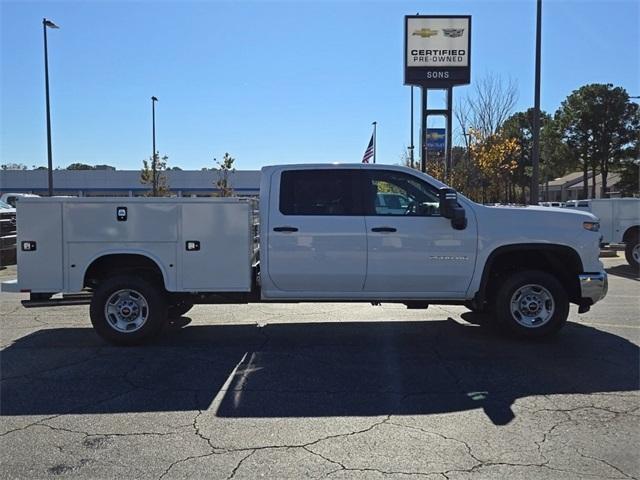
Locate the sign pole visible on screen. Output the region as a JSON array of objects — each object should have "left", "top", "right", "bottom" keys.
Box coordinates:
[
  {"left": 420, "top": 87, "right": 427, "bottom": 173},
  {"left": 409, "top": 86, "right": 414, "bottom": 169},
  {"left": 446, "top": 87, "right": 453, "bottom": 181}
]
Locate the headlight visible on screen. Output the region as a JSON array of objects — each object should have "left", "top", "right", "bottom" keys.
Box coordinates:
[{"left": 583, "top": 221, "right": 600, "bottom": 232}]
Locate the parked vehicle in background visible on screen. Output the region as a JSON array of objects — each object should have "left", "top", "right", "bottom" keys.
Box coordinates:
[
  {"left": 2, "top": 164, "right": 607, "bottom": 345},
  {"left": 375, "top": 192, "right": 411, "bottom": 215},
  {"left": 0, "top": 200, "right": 17, "bottom": 267},
  {"left": 570, "top": 198, "right": 640, "bottom": 269},
  {"left": 539, "top": 201, "right": 566, "bottom": 208},
  {"left": 564, "top": 200, "right": 591, "bottom": 211},
  {"left": 0, "top": 193, "right": 40, "bottom": 208}
]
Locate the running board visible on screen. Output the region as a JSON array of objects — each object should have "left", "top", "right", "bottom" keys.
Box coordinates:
[{"left": 22, "top": 293, "right": 92, "bottom": 308}]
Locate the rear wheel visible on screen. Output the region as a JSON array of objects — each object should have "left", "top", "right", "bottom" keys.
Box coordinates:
[
  {"left": 624, "top": 235, "right": 639, "bottom": 270},
  {"left": 494, "top": 270, "right": 569, "bottom": 338},
  {"left": 90, "top": 275, "right": 167, "bottom": 345}
]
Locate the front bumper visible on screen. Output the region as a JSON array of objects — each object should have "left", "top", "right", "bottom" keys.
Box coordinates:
[
  {"left": 1, "top": 279, "right": 20, "bottom": 293},
  {"left": 578, "top": 271, "right": 608, "bottom": 305}
]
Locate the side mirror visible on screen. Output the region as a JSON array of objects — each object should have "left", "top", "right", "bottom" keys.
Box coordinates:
[
  {"left": 438, "top": 188, "right": 458, "bottom": 219},
  {"left": 439, "top": 187, "right": 467, "bottom": 230}
]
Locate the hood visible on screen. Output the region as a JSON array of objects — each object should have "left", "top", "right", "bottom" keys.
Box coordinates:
[{"left": 483, "top": 204, "right": 597, "bottom": 221}]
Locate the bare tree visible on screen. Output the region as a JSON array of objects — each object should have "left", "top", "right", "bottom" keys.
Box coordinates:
[
  {"left": 140, "top": 154, "right": 170, "bottom": 197},
  {"left": 454, "top": 99, "right": 473, "bottom": 151},
  {"left": 457, "top": 73, "right": 519, "bottom": 139},
  {"left": 214, "top": 153, "right": 236, "bottom": 197}
]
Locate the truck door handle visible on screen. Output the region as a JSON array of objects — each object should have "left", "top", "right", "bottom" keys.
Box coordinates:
[
  {"left": 273, "top": 226, "right": 298, "bottom": 232},
  {"left": 371, "top": 227, "right": 397, "bottom": 233}
]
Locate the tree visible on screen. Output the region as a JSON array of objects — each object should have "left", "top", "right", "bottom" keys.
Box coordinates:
[
  {"left": 1, "top": 163, "right": 27, "bottom": 170},
  {"left": 452, "top": 73, "right": 519, "bottom": 203},
  {"left": 468, "top": 129, "right": 521, "bottom": 203},
  {"left": 616, "top": 158, "right": 639, "bottom": 197},
  {"left": 67, "top": 163, "right": 94, "bottom": 170},
  {"left": 456, "top": 73, "right": 518, "bottom": 140},
  {"left": 214, "top": 153, "right": 236, "bottom": 197},
  {"left": 140, "top": 154, "right": 170, "bottom": 197},
  {"left": 555, "top": 84, "right": 640, "bottom": 198},
  {"left": 502, "top": 109, "right": 575, "bottom": 202}
]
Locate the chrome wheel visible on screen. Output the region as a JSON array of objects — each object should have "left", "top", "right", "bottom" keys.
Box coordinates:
[
  {"left": 633, "top": 244, "right": 640, "bottom": 263},
  {"left": 509, "top": 284, "right": 555, "bottom": 328},
  {"left": 104, "top": 289, "right": 149, "bottom": 333}
]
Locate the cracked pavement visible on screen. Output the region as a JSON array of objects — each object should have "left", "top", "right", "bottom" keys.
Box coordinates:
[{"left": 1, "top": 256, "right": 638, "bottom": 479}]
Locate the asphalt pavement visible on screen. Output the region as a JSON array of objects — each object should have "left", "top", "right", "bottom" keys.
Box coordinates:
[{"left": 1, "top": 257, "right": 638, "bottom": 479}]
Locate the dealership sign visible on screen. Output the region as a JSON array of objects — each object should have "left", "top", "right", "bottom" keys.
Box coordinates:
[
  {"left": 426, "top": 128, "right": 446, "bottom": 155},
  {"left": 404, "top": 15, "right": 471, "bottom": 87}
]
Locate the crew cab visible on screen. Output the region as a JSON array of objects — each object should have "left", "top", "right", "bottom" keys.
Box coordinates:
[{"left": 1, "top": 164, "right": 608, "bottom": 344}]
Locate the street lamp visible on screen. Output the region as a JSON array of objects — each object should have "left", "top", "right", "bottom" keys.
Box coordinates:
[
  {"left": 151, "top": 96, "right": 158, "bottom": 197},
  {"left": 43, "top": 18, "right": 59, "bottom": 197},
  {"left": 530, "top": 0, "right": 542, "bottom": 205}
]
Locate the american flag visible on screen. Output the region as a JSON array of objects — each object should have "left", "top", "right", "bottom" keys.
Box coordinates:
[{"left": 362, "top": 134, "right": 374, "bottom": 163}]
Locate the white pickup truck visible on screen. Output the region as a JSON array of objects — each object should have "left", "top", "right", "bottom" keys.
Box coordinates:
[
  {"left": 1, "top": 164, "right": 608, "bottom": 344},
  {"left": 566, "top": 198, "right": 639, "bottom": 269}
]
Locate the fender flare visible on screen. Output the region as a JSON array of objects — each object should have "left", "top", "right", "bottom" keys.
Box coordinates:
[{"left": 473, "top": 243, "right": 584, "bottom": 306}]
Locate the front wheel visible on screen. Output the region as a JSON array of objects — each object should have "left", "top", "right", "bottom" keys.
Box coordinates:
[
  {"left": 494, "top": 270, "right": 569, "bottom": 338},
  {"left": 625, "top": 236, "right": 639, "bottom": 270},
  {"left": 90, "top": 275, "right": 167, "bottom": 345}
]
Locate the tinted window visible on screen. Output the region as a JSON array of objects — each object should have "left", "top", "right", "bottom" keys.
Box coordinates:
[
  {"left": 365, "top": 171, "right": 440, "bottom": 216},
  {"left": 279, "top": 169, "right": 360, "bottom": 215}
]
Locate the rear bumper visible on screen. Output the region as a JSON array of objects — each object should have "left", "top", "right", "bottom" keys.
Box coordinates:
[{"left": 578, "top": 271, "right": 608, "bottom": 306}]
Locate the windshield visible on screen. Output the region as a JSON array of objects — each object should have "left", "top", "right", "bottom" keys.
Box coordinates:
[{"left": 0, "top": 200, "right": 14, "bottom": 209}]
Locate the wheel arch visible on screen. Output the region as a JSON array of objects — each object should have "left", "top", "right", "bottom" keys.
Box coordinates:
[
  {"left": 622, "top": 225, "right": 639, "bottom": 243},
  {"left": 82, "top": 251, "right": 171, "bottom": 291},
  {"left": 474, "top": 243, "right": 584, "bottom": 307}
]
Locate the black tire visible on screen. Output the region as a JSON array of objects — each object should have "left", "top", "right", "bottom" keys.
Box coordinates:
[
  {"left": 168, "top": 300, "right": 194, "bottom": 319},
  {"left": 624, "top": 236, "right": 639, "bottom": 270},
  {"left": 464, "top": 301, "right": 484, "bottom": 313},
  {"left": 494, "top": 270, "right": 569, "bottom": 338},
  {"left": 90, "top": 275, "right": 167, "bottom": 346}
]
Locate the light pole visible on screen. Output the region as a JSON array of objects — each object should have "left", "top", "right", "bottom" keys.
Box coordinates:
[
  {"left": 151, "top": 96, "right": 158, "bottom": 197},
  {"left": 530, "top": 0, "right": 542, "bottom": 205},
  {"left": 43, "top": 18, "right": 59, "bottom": 197}
]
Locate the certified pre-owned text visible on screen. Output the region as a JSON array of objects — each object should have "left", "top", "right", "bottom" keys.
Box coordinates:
[{"left": 411, "top": 49, "right": 466, "bottom": 63}]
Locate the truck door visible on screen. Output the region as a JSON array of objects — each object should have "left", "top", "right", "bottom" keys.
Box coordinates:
[
  {"left": 267, "top": 169, "right": 366, "bottom": 292},
  {"left": 362, "top": 169, "right": 477, "bottom": 296}
]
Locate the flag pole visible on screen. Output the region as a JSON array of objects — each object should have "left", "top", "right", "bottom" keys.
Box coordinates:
[{"left": 372, "top": 121, "right": 377, "bottom": 164}]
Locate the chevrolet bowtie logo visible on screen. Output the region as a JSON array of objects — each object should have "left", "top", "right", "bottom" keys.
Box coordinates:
[{"left": 412, "top": 28, "right": 438, "bottom": 38}]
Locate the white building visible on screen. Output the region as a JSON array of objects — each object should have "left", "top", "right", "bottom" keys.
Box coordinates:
[{"left": 541, "top": 171, "right": 622, "bottom": 202}]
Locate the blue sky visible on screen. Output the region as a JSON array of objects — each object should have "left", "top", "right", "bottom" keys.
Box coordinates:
[{"left": 1, "top": 0, "right": 638, "bottom": 171}]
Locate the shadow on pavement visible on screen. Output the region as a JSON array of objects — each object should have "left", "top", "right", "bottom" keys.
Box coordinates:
[
  {"left": 1, "top": 319, "right": 638, "bottom": 425},
  {"left": 606, "top": 263, "right": 639, "bottom": 281}
]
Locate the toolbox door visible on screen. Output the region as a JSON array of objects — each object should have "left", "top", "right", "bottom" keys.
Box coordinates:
[
  {"left": 17, "top": 202, "right": 64, "bottom": 292},
  {"left": 180, "top": 202, "right": 251, "bottom": 292}
]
